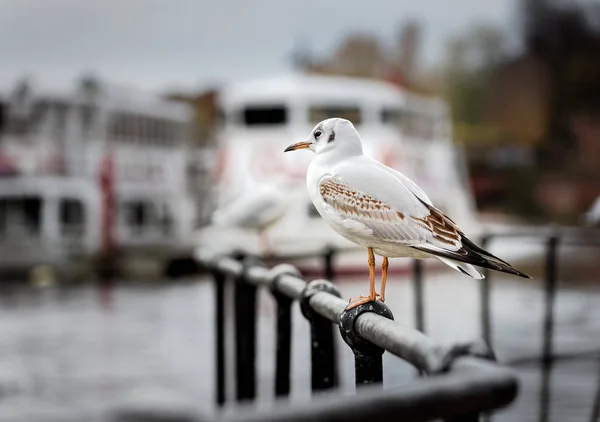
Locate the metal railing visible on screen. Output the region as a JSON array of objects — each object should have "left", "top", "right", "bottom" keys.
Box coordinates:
[
  {"left": 189, "top": 248, "right": 519, "bottom": 422},
  {"left": 107, "top": 225, "right": 600, "bottom": 422},
  {"left": 474, "top": 228, "right": 600, "bottom": 422}
]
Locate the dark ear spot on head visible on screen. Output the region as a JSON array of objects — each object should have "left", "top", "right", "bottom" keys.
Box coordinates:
[{"left": 328, "top": 130, "right": 335, "bottom": 143}]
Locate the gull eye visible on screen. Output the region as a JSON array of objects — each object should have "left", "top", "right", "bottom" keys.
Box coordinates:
[{"left": 314, "top": 130, "right": 322, "bottom": 139}]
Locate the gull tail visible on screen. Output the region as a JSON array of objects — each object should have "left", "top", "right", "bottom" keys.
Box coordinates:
[{"left": 411, "top": 236, "right": 533, "bottom": 280}]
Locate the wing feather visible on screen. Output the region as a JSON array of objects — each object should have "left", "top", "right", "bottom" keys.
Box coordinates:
[
  {"left": 318, "top": 158, "right": 531, "bottom": 279},
  {"left": 318, "top": 160, "right": 463, "bottom": 251}
]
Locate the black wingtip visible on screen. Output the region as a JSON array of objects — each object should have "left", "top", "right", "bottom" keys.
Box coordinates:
[{"left": 502, "top": 265, "right": 533, "bottom": 280}]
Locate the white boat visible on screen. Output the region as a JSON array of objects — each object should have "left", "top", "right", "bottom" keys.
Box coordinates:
[
  {"left": 0, "top": 80, "right": 199, "bottom": 276},
  {"left": 195, "top": 74, "right": 480, "bottom": 274}
]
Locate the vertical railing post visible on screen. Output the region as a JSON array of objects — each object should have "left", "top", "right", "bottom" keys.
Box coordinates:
[
  {"left": 479, "top": 234, "right": 492, "bottom": 348},
  {"left": 269, "top": 265, "right": 302, "bottom": 398},
  {"left": 478, "top": 235, "right": 493, "bottom": 422},
  {"left": 234, "top": 254, "right": 260, "bottom": 403},
  {"left": 273, "top": 291, "right": 292, "bottom": 397},
  {"left": 542, "top": 234, "right": 559, "bottom": 363},
  {"left": 300, "top": 279, "right": 341, "bottom": 392},
  {"left": 589, "top": 357, "right": 600, "bottom": 422},
  {"left": 439, "top": 340, "right": 497, "bottom": 422},
  {"left": 339, "top": 301, "right": 394, "bottom": 388},
  {"left": 323, "top": 246, "right": 336, "bottom": 282},
  {"left": 540, "top": 234, "right": 559, "bottom": 422},
  {"left": 413, "top": 259, "right": 425, "bottom": 333},
  {"left": 213, "top": 269, "right": 226, "bottom": 407}
]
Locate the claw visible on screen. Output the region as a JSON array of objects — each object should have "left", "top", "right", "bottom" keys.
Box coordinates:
[{"left": 345, "top": 294, "right": 378, "bottom": 310}]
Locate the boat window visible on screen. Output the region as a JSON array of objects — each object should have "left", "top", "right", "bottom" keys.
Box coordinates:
[
  {"left": 381, "top": 108, "right": 403, "bottom": 126},
  {"left": 108, "top": 113, "right": 122, "bottom": 140},
  {"left": 108, "top": 113, "right": 185, "bottom": 144},
  {"left": 79, "top": 104, "right": 96, "bottom": 134},
  {"left": 163, "top": 120, "right": 175, "bottom": 143},
  {"left": 160, "top": 204, "right": 173, "bottom": 234},
  {"left": 0, "top": 197, "right": 41, "bottom": 237},
  {"left": 53, "top": 101, "right": 69, "bottom": 140},
  {"left": 60, "top": 199, "right": 85, "bottom": 236},
  {"left": 122, "top": 200, "right": 157, "bottom": 234},
  {"left": 130, "top": 202, "right": 147, "bottom": 229},
  {"left": 242, "top": 105, "right": 288, "bottom": 126},
  {"left": 309, "top": 106, "right": 361, "bottom": 125}
]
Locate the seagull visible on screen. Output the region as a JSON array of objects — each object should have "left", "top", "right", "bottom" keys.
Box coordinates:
[
  {"left": 284, "top": 118, "right": 531, "bottom": 310},
  {"left": 212, "top": 183, "right": 288, "bottom": 256}
]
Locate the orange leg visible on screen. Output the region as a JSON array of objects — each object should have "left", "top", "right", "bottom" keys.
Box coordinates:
[
  {"left": 346, "top": 247, "right": 378, "bottom": 310},
  {"left": 380, "top": 256, "right": 389, "bottom": 303}
]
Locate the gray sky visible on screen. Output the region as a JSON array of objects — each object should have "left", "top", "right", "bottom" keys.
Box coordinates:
[{"left": 0, "top": 0, "right": 517, "bottom": 94}]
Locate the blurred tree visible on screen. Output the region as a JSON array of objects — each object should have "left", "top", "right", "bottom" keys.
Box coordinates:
[
  {"left": 166, "top": 88, "right": 220, "bottom": 148},
  {"left": 306, "top": 33, "right": 387, "bottom": 79},
  {"left": 454, "top": 0, "right": 600, "bottom": 220},
  {"left": 444, "top": 25, "right": 506, "bottom": 134},
  {"left": 302, "top": 21, "right": 432, "bottom": 93}
]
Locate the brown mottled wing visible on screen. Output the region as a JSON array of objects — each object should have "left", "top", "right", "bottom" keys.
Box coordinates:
[
  {"left": 318, "top": 174, "right": 462, "bottom": 250},
  {"left": 318, "top": 166, "right": 531, "bottom": 278}
]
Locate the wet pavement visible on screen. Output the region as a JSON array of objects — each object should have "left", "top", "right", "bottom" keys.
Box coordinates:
[{"left": 0, "top": 260, "right": 598, "bottom": 421}]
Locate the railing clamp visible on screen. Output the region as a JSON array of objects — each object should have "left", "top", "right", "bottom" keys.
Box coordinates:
[
  {"left": 269, "top": 264, "right": 301, "bottom": 301},
  {"left": 339, "top": 301, "right": 394, "bottom": 387},
  {"left": 437, "top": 339, "right": 497, "bottom": 374},
  {"left": 300, "top": 279, "right": 342, "bottom": 321},
  {"left": 339, "top": 301, "right": 394, "bottom": 356}
]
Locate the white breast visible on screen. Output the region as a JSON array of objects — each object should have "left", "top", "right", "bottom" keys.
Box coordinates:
[{"left": 306, "top": 158, "right": 374, "bottom": 247}]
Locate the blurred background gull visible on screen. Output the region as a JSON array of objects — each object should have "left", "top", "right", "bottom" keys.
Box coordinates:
[
  {"left": 0, "top": 0, "right": 600, "bottom": 420},
  {"left": 208, "top": 181, "right": 290, "bottom": 256}
]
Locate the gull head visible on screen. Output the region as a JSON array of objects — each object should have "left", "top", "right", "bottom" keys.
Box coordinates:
[{"left": 284, "top": 118, "right": 363, "bottom": 158}]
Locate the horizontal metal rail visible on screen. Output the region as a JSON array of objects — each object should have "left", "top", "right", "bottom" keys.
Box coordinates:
[
  {"left": 219, "top": 360, "right": 517, "bottom": 422},
  {"left": 197, "top": 250, "right": 488, "bottom": 373}
]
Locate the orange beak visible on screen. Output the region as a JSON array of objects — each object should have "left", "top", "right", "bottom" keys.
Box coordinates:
[{"left": 284, "top": 141, "right": 312, "bottom": 152}]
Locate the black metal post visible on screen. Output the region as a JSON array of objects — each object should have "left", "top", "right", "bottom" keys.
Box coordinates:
[
  {"left": 479, "top": 235, "right": 492, "bottom": 349},
  {"left": 479, "top": 235, "right": 493, "bottom": 422},
  {"left": 234, "top": 255, "right": 260, "bottom": 403},
  {"left": 323, "top": 246, "right": 336, "bottom": 282},
  {"left": 273, "top": 291, "right": 292, "bottom": 397},
  {"left": 539, "top": 234, "right": 559, "bottom": 422},
  {"left": 589, "top": 355, "right": 600, "bottom": 422},
  {"left": 438, "top": 340, "right": 497, "bottom": 422},
  {"left": 270, "top": 265, "right": 302, "bottom": 398},
  {"left": 214, "top": 270, "right": 226, "bottom": 407},
  {"left": 300, "top": 279, "right": 341, "bottom": 392},
  {"left": 339, "top": 301, "right": 394, "bottom": 388},
  {"left": 542, "top": 234, "right": 559, "bottom": 363},
  {"left": 413, "top": 259, "right": 425, "bottom": 333}
]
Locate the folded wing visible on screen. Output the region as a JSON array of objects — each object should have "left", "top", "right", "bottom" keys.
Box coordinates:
[{"left": 319, "top": 161, "right": 531, "bottom": 279}]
